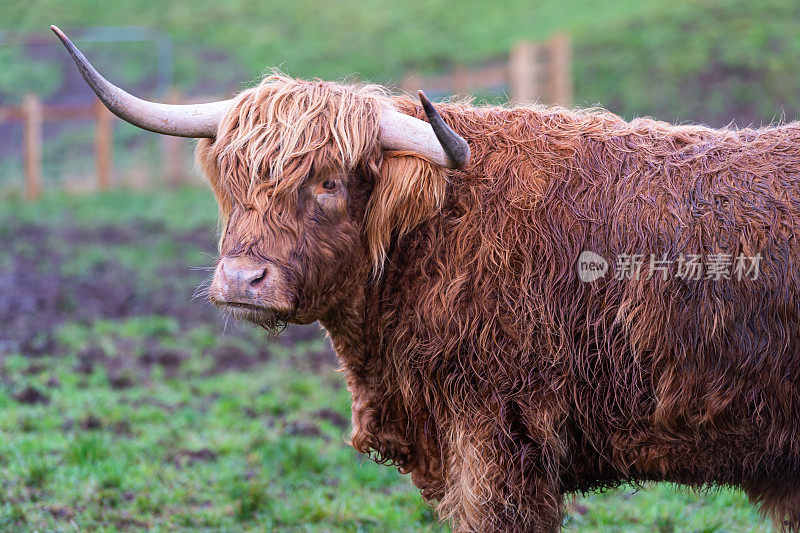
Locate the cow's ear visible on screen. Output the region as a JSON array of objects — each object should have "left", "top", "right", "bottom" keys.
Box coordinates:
[{"left": 364, "top": 152, "right": 446, "bottom": 275}]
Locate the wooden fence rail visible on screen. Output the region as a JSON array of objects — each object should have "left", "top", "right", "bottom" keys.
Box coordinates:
[
  {"left": 0, "top": 93, "right": 192, "bottom": 199},
  {"left": 402, "top": 33, "right": 571, "bottom": 105}
]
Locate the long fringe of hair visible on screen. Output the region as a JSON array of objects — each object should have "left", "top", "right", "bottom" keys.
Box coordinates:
[{"left": 195, "top": 73, "right": 445, "bottom": 269}]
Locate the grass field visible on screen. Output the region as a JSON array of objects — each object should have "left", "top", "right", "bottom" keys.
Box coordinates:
[
  {"left": 4, "top": 0, "right": 800, "bottom": 127},
  {"left": 0, "top": 186, "right": 772, "bottom": 531},
  {"left": 5, "top": 0, "right": 800, "bottom": 192}
]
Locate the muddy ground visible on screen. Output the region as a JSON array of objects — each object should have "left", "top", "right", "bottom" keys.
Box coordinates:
[{"left": 0, "top": 216, "right": 333, "bottom": 380}]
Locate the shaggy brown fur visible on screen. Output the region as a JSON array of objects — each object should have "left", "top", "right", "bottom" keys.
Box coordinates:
[{"left": 197, "top": 73, "right": 800, "bottom": 532}]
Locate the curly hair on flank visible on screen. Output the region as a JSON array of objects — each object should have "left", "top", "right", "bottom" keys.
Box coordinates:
[{"left": 195, "top": 73, "right": 800, "bottom": 532}]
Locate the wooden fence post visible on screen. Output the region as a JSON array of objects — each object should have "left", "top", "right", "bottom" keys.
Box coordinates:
[
  {"left": 549, "top": 32, "right": 572, "bottom": 106},
  {"left": 94, "top": 99, "right": 113, "bottom": 190},
  {"left": 452, "top": 65, "right": 470, "bottom": 95},
  {"left": 22, "top": 94, "right": 42, "bottom": 200},
  {"left": 508, "top": 41, "right": 540, "bottom": 104},
  {"left": 161, "top": 89, "right": 185, "bottom": 188}
]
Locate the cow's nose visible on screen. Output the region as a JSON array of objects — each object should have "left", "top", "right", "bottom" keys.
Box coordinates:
[
  {"left": 210, "top": 255, "right": 294, "bottom": 314},
  {"left": 221, "top": 256, "right": 268, "bottom": 288},
  {"left": 213, "top": 256, "right": 273, "bottom": 305}
]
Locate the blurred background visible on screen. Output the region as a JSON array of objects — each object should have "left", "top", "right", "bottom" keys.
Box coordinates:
[{"left": 0, "top": 0, "right": 789, "bottom": 530}]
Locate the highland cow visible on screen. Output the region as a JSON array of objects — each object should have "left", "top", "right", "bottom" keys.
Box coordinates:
[{"left": 54, "top": 25, "right": 800, "bottom": 532}]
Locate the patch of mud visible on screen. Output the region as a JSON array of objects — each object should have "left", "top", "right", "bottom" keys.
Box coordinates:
[
  {"left": 22, "top": 363, "right": 46, "bottom": 375},
  {"left": 111, "top": 420, "right": 134, "bottom": 437},
  {"left": 170, "top": 448, "right": 218, "bottom": 467},
  {"left": 14, "top": 385, "right": 50, "bottom": 405},
  {"left": 0, "top": 219, "right": 330, "bottom": 379},
  {"left": 46, "top": 505, "right": 76, "bottom": 521},
  {"left": 79, "top": 414, "right": 102, "bottom": 430},
  {"left": 204, "top": 341, "right": 272, "bottom": 375},
  {"left": 314, "top": 408, "right": 349, "bottom": 429},
  {"left": 283, "top": 420, "right": 324, "bottom": 438}
]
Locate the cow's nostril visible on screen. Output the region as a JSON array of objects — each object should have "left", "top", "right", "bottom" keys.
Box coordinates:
[
  {"left": 218, "top": 257, "right": 271, "bottom": 292},
  {"left": 250, "top": 268, "right": 268, "bottom": 287}
]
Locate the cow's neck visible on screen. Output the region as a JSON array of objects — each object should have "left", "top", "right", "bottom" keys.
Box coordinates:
[{"left": 319, "top": 281, "right": 376, "bottom": 371}]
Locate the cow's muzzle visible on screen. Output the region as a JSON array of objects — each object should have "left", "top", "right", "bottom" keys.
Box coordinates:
[{"left": 209, "top": 256, "right": 293, "bottom": 315}]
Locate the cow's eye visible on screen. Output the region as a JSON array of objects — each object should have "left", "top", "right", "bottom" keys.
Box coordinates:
[{"left": 322, "top": 178, "right": 337, "bottom": 191}]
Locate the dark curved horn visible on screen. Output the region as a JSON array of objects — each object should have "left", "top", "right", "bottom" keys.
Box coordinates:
[
  {"left": 417, "top": 91, "right": 470, "bottom": 169},
  {"left": 378, "top": 93, "right": 470, "bottom": 169},
  {"left": 51, "top": 25, "right": 232, "bottom": 138}
]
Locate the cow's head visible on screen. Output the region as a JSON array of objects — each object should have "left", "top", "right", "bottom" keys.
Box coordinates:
[{"left": 53, "top": 26, "right": 469, "bottom": 329}]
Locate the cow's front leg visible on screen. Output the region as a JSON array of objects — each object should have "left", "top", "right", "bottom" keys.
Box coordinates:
[{"left": 439, "top": 420, "right": 564, "bottom": 532}]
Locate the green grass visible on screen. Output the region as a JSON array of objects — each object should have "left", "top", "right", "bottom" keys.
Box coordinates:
[
  {"left": 2, "top": 0, "right": 668, "bottom": 93},
  {"left": 0, "top": 187, "right": 775, "bottom": 530},
  {"left": 573, "top": 0, "right": 800, "bottom": 125},
  {"left": 0, "top": 350, "right": 444, "bottom": 531},
  {"left": 5, "top": 0, "right": 800, "bottom": 193},
  {"left": 4, "top": 0, "right": 800, "bottom": 127}
]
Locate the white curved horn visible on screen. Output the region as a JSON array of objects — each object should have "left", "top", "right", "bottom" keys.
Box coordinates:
[{"left": 51, "top": 25, "right": 232, "bottom": 138}]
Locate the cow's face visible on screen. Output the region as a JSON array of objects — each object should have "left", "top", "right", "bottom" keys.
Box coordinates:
[
  {"left": 207, "top": 160, "right": 375, "bottom": 328},
  {"left": 199, "top": 77, "right": 446, "bottom": 329}
]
